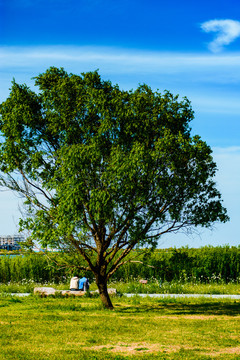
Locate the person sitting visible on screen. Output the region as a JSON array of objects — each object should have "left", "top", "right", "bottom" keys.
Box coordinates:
[
  {"left": 69, "top": 275, "right": 80, "bottom": 291},
  {"left": 79, "top": 276, "right": 89, "bottom": 291}
]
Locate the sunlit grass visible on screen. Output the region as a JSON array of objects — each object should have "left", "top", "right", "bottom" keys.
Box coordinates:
[{"left": 0, "top": 295, "right": 240, "bottom": 359}]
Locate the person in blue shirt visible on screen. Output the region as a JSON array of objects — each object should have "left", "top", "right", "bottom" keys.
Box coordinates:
[{"left": 79, "top": 276, "right": 89, "bottom": 291}]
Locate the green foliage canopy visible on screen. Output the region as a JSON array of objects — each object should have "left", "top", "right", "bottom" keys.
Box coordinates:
[{"left": 0, "top": 67, "right": 228, "bottom": 307}]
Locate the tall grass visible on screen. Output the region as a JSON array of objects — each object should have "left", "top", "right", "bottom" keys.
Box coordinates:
[
  {"left": 0, "top": 253, "right": 69, "bottom": 284},
  {"left": 0, "top": 245, "right": 240, "bottom": 285},
  {"left": 113, "top": 246, "right": 240, "bottom": 283}
]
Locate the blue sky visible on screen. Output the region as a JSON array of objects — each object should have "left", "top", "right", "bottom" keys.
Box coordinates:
[{"left": 0, "top": 0, "right": 240, "bottom": 248}]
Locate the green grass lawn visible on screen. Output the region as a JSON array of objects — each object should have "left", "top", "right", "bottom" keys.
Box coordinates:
[{"left": 0, "top": 294, "right": 240, "bottom": 359}]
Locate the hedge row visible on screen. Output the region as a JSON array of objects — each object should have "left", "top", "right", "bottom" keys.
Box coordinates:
[{"left": 0, "top": 246, "right": 239, "bottom": 284}]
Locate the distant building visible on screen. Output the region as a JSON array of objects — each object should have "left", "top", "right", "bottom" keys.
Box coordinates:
[{"left": 0, "top": 235, "right": 25, "bottom": 250}]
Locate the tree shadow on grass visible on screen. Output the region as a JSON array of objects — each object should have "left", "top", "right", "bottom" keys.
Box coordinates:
[
  {"left": 166, "top": 302, "right": 240, "bottom": 316},
  {"left": 116, "top": 301, "right": 240, "bottom": 316}
]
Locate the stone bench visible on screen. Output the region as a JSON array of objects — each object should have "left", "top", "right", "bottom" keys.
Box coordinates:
[
  {"left": 91, "top": 288, "right": 117, "bottom": 296},
  {"left": 34, "top": 287, "right": 57, "bottom": 296},
  {"left": 34, "top": 287, "right": 87, "bottom": 296},
  {"left": 33, "top": 287, "right": 117, "bottom": 297}
]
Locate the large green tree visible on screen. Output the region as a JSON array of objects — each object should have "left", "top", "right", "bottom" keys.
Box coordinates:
[{"left": 0, "top": 67, "right": 228, "bottom": 308}]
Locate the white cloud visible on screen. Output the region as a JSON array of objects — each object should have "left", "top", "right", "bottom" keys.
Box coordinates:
[
  {"left": 190, "top": 95, "right": 240, "bottom": 115},
  {"left": 2, "top": 46, "right": 240, "bottom": 70},
  {"left": 201, "top": 19, "right": 240, "bottom": 53},
  {"left": 1, "top": 46, "right": 240, "bottom": 118},
  {"left": 1, "top": 46, "right": 240, "bottom": 94}
]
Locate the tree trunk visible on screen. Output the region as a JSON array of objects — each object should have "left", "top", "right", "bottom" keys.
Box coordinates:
[{"left": 96, "top": 275, "right": 114, "bottom": 309}]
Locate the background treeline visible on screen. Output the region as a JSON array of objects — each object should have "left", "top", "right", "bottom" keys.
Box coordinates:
[{"left": 0, "top": 246, "right": 239, "bottom": 284}]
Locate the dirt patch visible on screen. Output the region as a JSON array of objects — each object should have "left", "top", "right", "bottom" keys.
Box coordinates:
[
  {"left": 117, "top": 314, "right": 235, "bottom": 321},
  {"left": 155, "top": 315, "right": 233, "bottom": 320},
  {"left": 207, "top": 347, "right": 240, "bottom": 356},
  {"left": 87, "top": 341, "right": 240, "bottom": 356},
  {"left": 88, "top": 342, "right": 188, "bottom": 355}
]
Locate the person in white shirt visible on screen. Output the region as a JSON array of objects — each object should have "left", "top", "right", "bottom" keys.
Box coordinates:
[{"left": 70, "top": 276, "right": 79, "bottom": 291}]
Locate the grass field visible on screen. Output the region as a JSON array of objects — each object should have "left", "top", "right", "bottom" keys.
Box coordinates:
[{"left": 0, "top": 294, "right": 240, "bottom": 359}]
